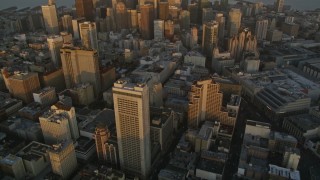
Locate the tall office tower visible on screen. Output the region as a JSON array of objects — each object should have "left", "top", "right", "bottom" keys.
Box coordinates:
[
  {"left": 188, "top": 78, "right": 236, "bottom": 129},
  {"left": 255, "top": 19, "right": 268, "bottom": 40},
  {"left": 8, "top": 72, "right": 41, "bottom": 104},
  {"left": 94, "top": 125, "right": 110, "bottom": 161},
  {"left": 60, "top": 48, "right": 101, "bottom": 96},
  {"left": 159, "top": 2, "right": 169, "bottom": 20},
  {"left": 154, "top": 19, "right": 164, "bottom": 40},
  {"left": 47, "top": 35, "right": 64, "bottom": 67},
  {"left": 48, "top": 141, "right": 77, "bottom": 179},
  {"left": 41, "top": 2, "right": 59, "bottom": 34},
  {"left": 79, "top": 22, "right": 98, "bottom": 50},
  {"left": 228, "top": 28, "right": 258, "bottom": 62},
  {"left": 198, "top": 0, "right": 211, "bottom": 23},
  {"left": 275, "top": 0, "right": 284, "bottom": 12},
  {"left": 215, "top": 13, "right": 225, "bottom": 40},
  {"left": 202, "top": 21, "right": 219, "bottom": 57},
  {"left": 190, "top": 27, "right": 198, "bottom": 48},
  {"left": 180, "top": 10, "right": 190, "bottom": 30},
  {"left": 72, "top": 17, "right": 86, "bottom": 40},
  {"left": 39, "top": 111, "right": 72, "bottom": 144},
  {"left": 116, "top": 2, "right": 128, "bottom": 31},
  {"left": 140, "top": 4, "right": 154, "bottom": 40},
  {"left": 138, "top": 0, "right": 145, "bottom": 5},
  {"left": 221, "top": 0, "right": 228, "bottom": 9},
  {"left": 113, "top": 79, "right": 151, "bottom": 179},
  {"left": 128, "top": 9, "right": 138, "bottom": 29},
  {"left": 106, "top": 8, "right": 117, "bottom": 32},
  {"left": 188, "top": 3, "right": 198, "bottom": 24},
  {"left": 51, "top": 102, "right": 80, "bottom": 141},
  {"left": 164, "top": 20, "right": 174, "bottom": 39},
  {"left": 61, "top": 15, "right": 73, "bottom": 33},
  {"left": 75, "top": 0, "right": 94, "bottom": 21},
  {"left": 202, "top": 8, "right": 214, "bottom": 24},
  {"left": 228, "top": 8, "right": 242, "bottom": 37},
  {"left": 145, "top": 0, "right": 158, "bottom": 19}
]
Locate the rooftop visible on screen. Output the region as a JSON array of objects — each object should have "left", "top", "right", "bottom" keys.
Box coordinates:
[{"left": 284, "top": 113, "right": 320, "bottom": 132}]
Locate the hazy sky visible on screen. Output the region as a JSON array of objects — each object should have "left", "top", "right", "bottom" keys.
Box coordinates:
[{"left": 1, "top": 0, "right": 320, "bottom": 10}]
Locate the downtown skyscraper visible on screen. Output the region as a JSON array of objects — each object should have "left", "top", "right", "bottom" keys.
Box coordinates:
[
  {"left": 41, "top": 0, "right": 59, "bottom": 34},
  {"left": 112, "top": 79, "right": 151, "bottom": 179},
  {"left": 75, "top": 0, "right": 95, "bottom": 21}
]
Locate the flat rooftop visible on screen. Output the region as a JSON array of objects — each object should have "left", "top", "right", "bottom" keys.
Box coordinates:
[{"left": 285, "top": 113, "right": 320, "bottom": 132}]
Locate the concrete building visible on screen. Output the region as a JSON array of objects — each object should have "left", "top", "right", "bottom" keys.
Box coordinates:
[
  {"left": 150, "top": 107, "right": 174, "bottom": 151},
  {"left": 60, "top": 47, "right": 101, "bottom": 96},
  {"left": 266, "top": 29, "right": 283, "bottom": 42},
  {"left": 39, "top": 111, "right": 72, "bottom": 145},
  {"left": 116, "top": 2, "right": 128, "bottom": 31},
  {"left": 140, "top": 4, "right": 154, "bottom": 40},
  {"left": 228, "top": 29, "right": 258, "bottom": 62},
  {"left": 40, "top": 69, "right": 66, "bottom": 93},
  {"left": 283, "top": 113, "right": 320, "bottom": 142},
  {"left": 159, "top": 2, "right": 169, "bottom": 21},
  {"left": 79, "top": 22, "right": 98, "bottom": 50},
  {"left": 179, "top": 10, "right": 190, "bottom": 30},
  {"left": 112, "top": 79, "right": 151, "bottom": 179},
  {"left": 8, "top": 72, "right": 41, "bottom": 104},
  {"left": 0, "top": 154, "right": 26, "bottom": 179},
  {"left": 41, "top": 2, "right": 59, "bottom": 34},
  {"left": 154, "top": 20, "right": 164, "bottom": 40},
  {"left": 94, "top": 125, "right": 110, "bottom": 162},
  {"left": 282, "top": 147, "right": 300, "bottom": 170},
  {"left": 215, "top": 13, "right": 226, "bottom": 41},
  {"left": 33, "top": 87, "right": 57, "bottom": 106},
  {"left": 188, "top": 78, "right": 237, "bottom": 129},
  {"left": 47, "top": 35, "right": 64, "bottom": 67},
  {"left": 275, "top": 0, "right": 284, "bottom": 12},
  {"left": 48, "top": 141, "right": 77, "bottom": 179},
  {"left": 75, "top": 0, "right": 94, "bottom": 21},
  {"left": 202, "top": 21, "right": 219, "bottom": 57},
  {"left": 282, "top": 23, "right": 299, "bottom": 37},
  {"left": 202, "top": 8, "right": 214, "bottom": 24},
  {"left": 255, "top": 19, "right": 268, "bottom": 40},
  {"left": 61, "top": 15, "right": 73, "bottom": 33},
  {"left": 269, "top": 164, "right": 300, "bottom": 180},
  {"left": 212, "top": 48, "right": 235, "bottom": 74},
  {"left": 51, "top": 101, "right": 79, "bottom": 141},
  {"left": 228, "top": 8, "right": 242, "bottom": 37},
  {"left": 16, "top": 141, "right": 51, "bottom": 177},
  {"left": 184, "top": 51, "right": 206, "bottom": 67},
  {"left": 72, "top": 17, "right": 86, "bottom": 40}
]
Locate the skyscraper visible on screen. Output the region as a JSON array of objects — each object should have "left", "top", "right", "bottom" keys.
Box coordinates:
[
  {"left": 79, "top": 22, "right": 98, "bottom": 50},
  {"left": 275, "top": 0, "right": 284, "bottom": 12},
  {"left": 116, "top": 2, "right": 128, "bottom": 31},
  {"left": 41, "top": 2, "right": 59, "bottom": 34},
  {"left": 159, "top": 2, "right": 169, "bottom": 21},
  {"left": 61, "top": 15, "right": 73, "bottom": 33},
  {"left": 48, "top": 141, "right": 77, "bottom": 179},
  {"left": 188, "top": 78, "right": 237, "bottom": 129},
  {"left": 94, "top": 125, "right": 110, "bottom": 162},
  {"left": 154, "top": 19, "right": 164, "bottom": 40},
  {"left": 60, "top": 48, "right": 101, "bottom": 96},
  {"left": 75, "top": 0, "right": 94, "bottom": 21},
  {"left": 39, "top": 111, "right": 72, "bottom": 144},
  {"left": 198, "top": 0, "right": 211, "bottom": 23},
  {"left": 202, "top": 21, "right": 219, "bottom": 57},
  {"left": 228, "top": 8, "right": 242, "bottom": 37},
  {"left": 180, "top": 10, "right": 190, "bottom": 30},
  {"left": 255, "top": 19, "right": 268, "bottom": 40},
  {"left": 47, "top": 35, "right": 64, "bottom": 67},
  {"left": 140, "top": 4, "right": 154, "bottom": 40},
  {"left": 8, "top": 72, "right": 41, "bottom": 104},
  {"left": 72, "top": 17, "right": 86, "bottom": 40},
  {"left": 215, "top": 13, "right": 226, "bottom": 40},
  {"left": 112, "top": 79, "right": 151, "bottom": 179}
]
